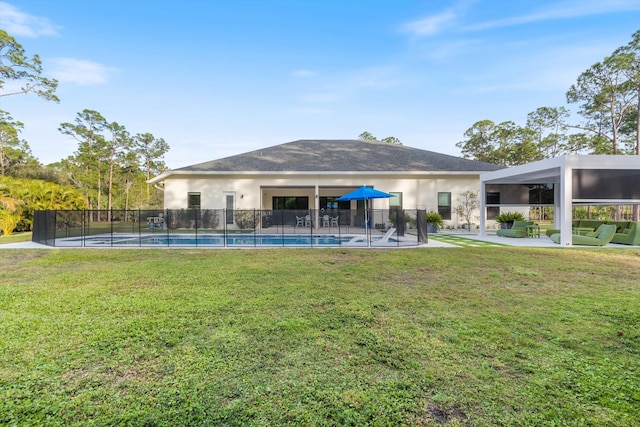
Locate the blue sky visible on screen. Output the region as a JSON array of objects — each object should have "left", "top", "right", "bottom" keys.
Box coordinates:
[{"left": 2, "top": 0, "right": 640, "bottom": 168}]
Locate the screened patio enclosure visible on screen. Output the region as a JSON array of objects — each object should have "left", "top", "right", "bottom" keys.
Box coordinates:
[{"left": 479, "top": 155, "right": 640, "bottom": 246}]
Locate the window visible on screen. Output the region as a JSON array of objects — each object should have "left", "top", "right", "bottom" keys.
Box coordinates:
[
  {"left": 272, "top": 197, "right": 309, "bottom": 210},
  {"left": 319, "top": 197, "right": 349, "bottom": 210},
  {"left": 187, "top": 192, "right": 201, "bottom": 209},
  {"left": 437, "top": 192, "right": 451, "bottom": 220},
  {"left": 486, "top": 192, "right": 500, "bottom": 220},
  {"left": 225, "top": 193, "right": 235, "bottom": 225},
  {"left": 389, "top": 192, "right": 402, "bottom": 208}
]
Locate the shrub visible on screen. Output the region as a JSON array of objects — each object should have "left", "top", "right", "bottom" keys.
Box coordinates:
[
  {"left": 235, "top": 210, "right": 258, "bottom": 229},
  {"left": 495, "top": 211, "right": 525, "bottom": 225},
  {"left": 425, "top": 211, "right": 444, "bottom": 229}
]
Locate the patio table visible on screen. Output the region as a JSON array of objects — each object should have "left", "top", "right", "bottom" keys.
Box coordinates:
[{"left": 526, "top": 224, "right": 540, "bottom": 238}]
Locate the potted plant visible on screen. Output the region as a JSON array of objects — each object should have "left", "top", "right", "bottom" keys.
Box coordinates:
[
  {"left": 495, "top": 211, "right": 525, "bottom": 229},
  {"left": 425, "top": 211, "right": 444, "bottom": 233}
]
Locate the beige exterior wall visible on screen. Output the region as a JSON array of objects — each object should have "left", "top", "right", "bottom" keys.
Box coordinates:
[{"left": 162, "top": 172, "right": 485, "bottom": 227}]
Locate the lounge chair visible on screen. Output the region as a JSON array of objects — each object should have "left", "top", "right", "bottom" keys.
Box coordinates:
[
  {"left": 549, "top": 223, "right": 617, "bottom": 246},
  {"left": 346, "top": 228, "right": 396, "bottom": 245}
]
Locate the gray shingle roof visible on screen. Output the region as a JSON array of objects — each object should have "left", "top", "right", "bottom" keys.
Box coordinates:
[{"left": 174, "top": 139, "right": 503, "bottom": 173}]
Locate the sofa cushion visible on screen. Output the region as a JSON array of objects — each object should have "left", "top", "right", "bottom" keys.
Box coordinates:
[
  {"left": 607, "top": 221, "right": 631, "bottom": 233},
  {"left": 578, "top": 220, "right": 603, "bottom": 230},
  {"left": 511, "top": 221, "right": 534, "bottom": 229}
]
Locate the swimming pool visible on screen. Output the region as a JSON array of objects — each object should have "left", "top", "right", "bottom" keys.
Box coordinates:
[{"left": 60, "top": 233, "right": 359, "bottom": 247}]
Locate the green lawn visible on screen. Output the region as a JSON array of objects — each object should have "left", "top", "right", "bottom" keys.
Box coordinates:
[
  {"left": 0, "top": 232, "right": 32, "bottom": 244},
  {"left": 1, "top": 248, "right": 638, "bottom": 426}
]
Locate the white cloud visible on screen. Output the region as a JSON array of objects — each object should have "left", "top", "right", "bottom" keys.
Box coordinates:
[
  {"left": 400, "top": 0, "right": 478, "bottom": 37},
  {"left": 49, "top": 58, "right": 117, "bottom": 85},
  {"left": 421, "top": 38, "right": 483, "bottom": 62},
  {"left": 466, "top": 0, "right": 640, "bottom": 32},
  {"left": 0, "top": 2, "right": 59, "bottom": 37},
  {"left": 401, "top": 11, "right": 456, "bottom": 37},
  {"left": 401, "top": 0, "right": 640, "bottom": 39}
]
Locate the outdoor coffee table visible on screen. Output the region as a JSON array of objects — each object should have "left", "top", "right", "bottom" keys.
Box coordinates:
[{"left": 527, "top": 224, "right": 540, "bottom": 238}]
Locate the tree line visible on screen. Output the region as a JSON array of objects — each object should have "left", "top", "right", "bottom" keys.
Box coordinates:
[
  {"left": 457, "top": 30, "right": 640, "bottom": 166},
  {"left": 55, "top": 110, "right": 169, "bottom": 212},
  {"left": 1, "top": 30, "right": 169, "bottom": 234}
]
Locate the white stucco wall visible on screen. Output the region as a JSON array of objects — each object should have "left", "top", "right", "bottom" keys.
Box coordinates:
[{"left": 161, "top": 172, "right": 485, "bottom": 227}]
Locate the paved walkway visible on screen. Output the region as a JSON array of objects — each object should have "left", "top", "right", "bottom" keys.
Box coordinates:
[
  {"left": 431, "top": 231, "right": 639, "bottom": 249},
  {"left": 435, "top": 232, "right": 559, "bottom": 247}
]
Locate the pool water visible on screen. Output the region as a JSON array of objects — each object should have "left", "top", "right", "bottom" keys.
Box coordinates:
[{"left": 67, "top": 234, "right": 354, "bottom": 247}]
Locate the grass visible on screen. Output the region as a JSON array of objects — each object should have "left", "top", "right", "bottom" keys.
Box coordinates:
[
  {"left": 1, "top": 248, "right": 639, "bottom": 426},
  {"left": 428, "top": 233, "right": 509, "bottom": 247},
  {"left": 0, "top": 232, "right": 32, "bottom": 244}
]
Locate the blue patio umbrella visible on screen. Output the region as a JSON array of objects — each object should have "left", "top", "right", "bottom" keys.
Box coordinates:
[{"left": 337, "top": 186, "right": 394, "bottom": 246}]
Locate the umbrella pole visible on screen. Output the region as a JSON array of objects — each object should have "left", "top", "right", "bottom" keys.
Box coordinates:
[{"left": 366, "top": 199, "right": 370, "bottom": 247}]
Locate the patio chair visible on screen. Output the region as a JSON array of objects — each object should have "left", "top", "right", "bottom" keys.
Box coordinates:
[
  {"left": 304, "top": 214, "right": 312, "bottom": 227},
  {"left": 322, "top": 215, "right": 330, "bottom": 227},
  {"left": 295, "top": 216, "right": 304, "bottom": 227},
  {"left": 330, "top": 216, "right": 339, "bottom": 227}
]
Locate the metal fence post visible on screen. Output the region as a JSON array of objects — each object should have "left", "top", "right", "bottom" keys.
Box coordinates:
[
  {"left": 53, "top": 210, "right": 57, "bottom": 247},
  {"left": 138, "top": 209, "right": 141, "bottom": 247}
]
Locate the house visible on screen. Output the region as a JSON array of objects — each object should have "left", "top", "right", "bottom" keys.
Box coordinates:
[{"left": 148, "top": 139, "right": 502, "bottom": 228}]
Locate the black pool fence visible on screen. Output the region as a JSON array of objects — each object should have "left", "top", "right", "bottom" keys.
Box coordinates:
[{"left": 32, "top": 209, "right": 430, "bottom": 248}]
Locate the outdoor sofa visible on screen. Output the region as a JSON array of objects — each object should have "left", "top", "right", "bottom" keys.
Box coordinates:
[
  {"left": 610, "top": 221, "right": 640, "bottom": 245},
  {"left": 496, "top": 221, "right": 535, "bottom": 238},
  {"left": 549, "top": 223, "right": 617, "bottom": 246},
  {"left": 545, "top": 220, "right": 640, "bottom": 245}
]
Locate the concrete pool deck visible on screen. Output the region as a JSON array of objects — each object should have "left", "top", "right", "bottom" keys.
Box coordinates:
[{"left": 1, "top": 231, "right": 636, "bottom": 249}]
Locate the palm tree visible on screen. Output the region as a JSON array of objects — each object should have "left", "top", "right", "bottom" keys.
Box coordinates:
[{"left": 0, "top": 183, "right": 23, "bottom": 235}]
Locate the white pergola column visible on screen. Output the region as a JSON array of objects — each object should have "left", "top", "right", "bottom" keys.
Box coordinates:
[
  {"left": 560, "top": 163, "right": 573, "bottom": 246},
  {"left": 314, "top": 184, "right": 319, "bottom": 229},
  {"left": 479, "top": 181, "right": 487, "bottom": 236},
  {"left": 553, "top": 178, "right": 561, "bottom": 230}
]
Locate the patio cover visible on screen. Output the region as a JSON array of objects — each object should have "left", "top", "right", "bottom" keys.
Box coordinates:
[{"left": 479, "top": 155, "right": 640, "bottom": 246}]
